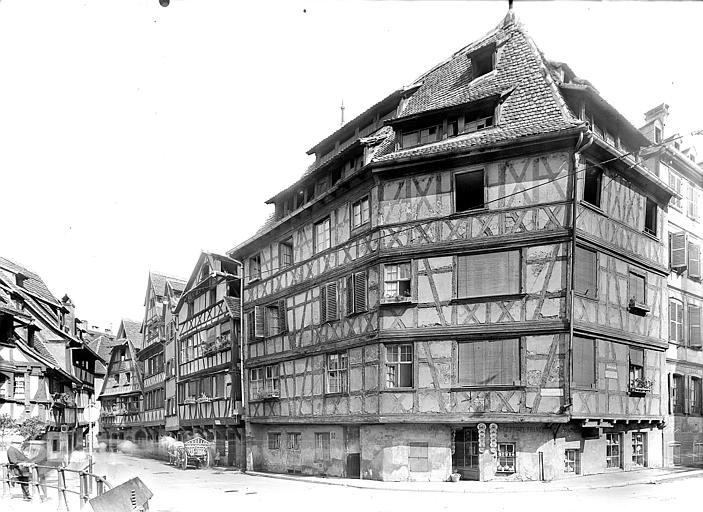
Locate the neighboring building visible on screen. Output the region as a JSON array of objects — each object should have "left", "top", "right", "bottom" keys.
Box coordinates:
[
  {"left": 229, "top": 11, "right": 675, "bottom": 481},
  {"left": 138, "top": 272, "right": 185, "bottom": 452},
  {"left": 640, "top": 105, "right": 703, "bottom": 467},
  {"left": 172, "top": 252, "right": 244, "bottom": 466},
  {"left": 98, "top": 318, "right": 144, "bottom": 450},
  {"left": 0, "top": 257, "right": 103, "bottom": 460}
]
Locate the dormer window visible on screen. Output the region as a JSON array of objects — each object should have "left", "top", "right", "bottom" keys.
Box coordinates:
[
  {"left": 463, "top": 104, "right": 495, "bottom": 134},
  {"left": 401, "top": 124, "right": 440, "bottom": 149},
  {"left": 200, "top": 263, "right": 210, "bottom": 281},
  {"left": 15, "top": 273, "right": 27, "bottom": 288},
  {"left": 469, "top": 43, "right": 496, "bottom": 79},
  {"left": 655, "top": 127, "right": 662, "bottom": 143}
]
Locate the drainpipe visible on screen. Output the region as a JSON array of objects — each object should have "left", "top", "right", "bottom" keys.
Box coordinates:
[{"left": 229, "top": 258, "right": 247, "bottom": 472}]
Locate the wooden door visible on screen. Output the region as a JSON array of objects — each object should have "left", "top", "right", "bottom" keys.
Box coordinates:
[{"left": 345, "top": 426, "right": 361, "bottom": 479}]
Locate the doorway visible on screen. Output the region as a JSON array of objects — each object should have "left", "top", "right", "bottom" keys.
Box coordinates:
[{"left": 453, "top": 427, "right": 479, "bottom": 480}]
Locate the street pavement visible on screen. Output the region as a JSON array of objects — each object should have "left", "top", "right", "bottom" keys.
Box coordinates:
[{"left": 2, "top": 452, "right": 702, "bottom": 512}]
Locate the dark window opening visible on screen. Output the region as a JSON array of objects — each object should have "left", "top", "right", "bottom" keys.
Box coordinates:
[
  {"left": 448, "top": 117, "right": 459, "bottom": 137},
  {"left": 455, "top": 170, "right": 485, "bottom": 212},
  {"left": 464, "top": 104, "right": 495, "bottom": 133},
  {"left": 583, "top": 167, "right": 602, "bottom": 207},
  {"left": 470, "top": 44, "right": 495, "bottom": 79},
  {"left": 644, "top": 198, "right": 657, "bottom": 236}
]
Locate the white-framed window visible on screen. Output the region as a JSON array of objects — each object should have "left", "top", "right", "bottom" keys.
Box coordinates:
[
  {"left": 326, "top": 352, "right": 348, "bottom": 394},
  {"left": 496, "top": 443, "right": 516, "bottom": 473},
  {"left": 564, "top": 449, "right": 580, "bottom": 474},
  {"left": 383, "top": 262, "right": 411, "bottom": 301},
  {"left": 287, "top": 432, "right": 301, "bottom": 451},
  {"left": 314, "top": 217, "right": 331, "bottom": 253},
  {"left": 352, "top": 196, "right": 370, "bottom": 228},
  {"left": 386, "top": 344, "right": 413, "bottom": 388},
  {"left": 606, "top": 433, "right": 622, "bottom": 469},
  {"left": 632, "top": 432, "right": 646, "bottom": 467},
  {"left": 669, "top": 170, "right": 682, "bottom": 210},
  {"left": 279, "top": 239, "right": 294, "bottom": 269},
  {"left": 669, "top": 299, "right": 684, "bottom": 343}
]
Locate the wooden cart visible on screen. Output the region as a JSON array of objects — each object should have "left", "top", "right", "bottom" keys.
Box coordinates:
[{"left": 168, "top": 436, "right": 211, "bottom": 470}]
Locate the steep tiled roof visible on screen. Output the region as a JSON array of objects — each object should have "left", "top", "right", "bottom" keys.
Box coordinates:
[
  {"left": 223, "top": 296, "right": 241, "bottom": 318},
  {"left": 149, "top": 272, "right": 186, "bottom": 298},
  {"left": 117, "top": 318, "right": 142, "bottom": 348},
  {"left": 89, "top": 335, "right": 122, "bottom": 366},
  {"left": 0, "top": 257, "right": 60, "bottom": 306}
]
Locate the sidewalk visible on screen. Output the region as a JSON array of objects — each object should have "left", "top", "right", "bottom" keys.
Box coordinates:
[{"left": 246, "top": 466, "right": 703, "bottom": 493}]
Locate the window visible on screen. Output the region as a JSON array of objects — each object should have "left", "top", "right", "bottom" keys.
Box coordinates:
[
  {"left": 455, "top": 170, "right": 485, "bottom": 212},
  {"left": 287, "top": 433, "right": 301, "bottom": 451},
  {"left": 469, "top": 44, "right": 495, "bottom": 79},
  {"left": 352, "top": 197, "right": 370, "bottom": 228},
  {"left": 247, "top": 307, "right": 264, "bottom": 340},
  {"left": 314, "top": 433, "right": 331, "bottom": 461},
  {"left": 564, "top": 449, "right": 580, "bottom": 474},
  {"left": 632, "top": 433, "right": 646, "bottom": 467},
  {"left": 125, "top": 372, "right": 131, "bottom": 384},
  {"left": 249, "top": 254, "right": 261, "bottom": 281},
  {"left": 582, "top": 167, "right": 602, "bottom": 207},
  {"left": 496, "top": 443, "right": 516, "bottom": 474},
  {"left": 346, "top": 272, "right": 367, "bottom": 315},
  {"left": 629, "top": 347, "right": 645, "bottom": 392},
  {"left": 669, "top": 300, "right": 684, "bottom": 343},
  {"left": 572, "top": 336, "right": 596, "bottom": 387},
  {"left": 672, "top": 374, "right": 685, "bottom": 414},
  {"left": 606, "top": 433, "right": 622, "bottom": 469},
  {"left": 671, "top": 444, "right": 681, "bottom": 466},
  {"left": 249, "top": 367, "right": 280, "bottom": 400},
  {"left": 688, "top": 242, "right": 701, "bottom": 280},
  {"left": 670, "top": 232, "right": 688, "bottom": 271},
  {"left": 687, "top": 184, "right": 699, "bottom": 220},
  {"left": 628, "top": 272, "right": 646, "bottom": 305},
  {"left": 669, "top": 171, "right": 682, "bottom": 209},
  {"left": 320, "top": 282, "right": 338, "bottom": 323},
  {"left": 386, "top": 344, "right": 413, "bottom": 388},
  {"left": 13, "top": 374, "right": 25, "bottom": 400},
  {"left": 574, "top": 247, "right": 597, "bottom": 298},
  {"left": 689, "top": 304, "right": 702, "bottom": 349},
  {"left": 401, "top": 125, "right": 440, "bottom": 149},
  {"left": 326, "top": 352, "right": 348, "bottom": 394},
  {"left": 457, "top": 251, "right": 519, "bottom": 298},
  {"left": 279, "top": 239, "right": 294, "bottom": 269},
  {"left": 408, "top": 443, "right": 429, "bottom": 472},
  {"left": 383, "top": 262, "right": 411, "bottom": 301},
  {"left": 458, "top": 339, "right": 519, "bottom": 386},
  {"left": 463, "top": 104, "right": 495, "bottom": 133},
  {"left": 265, "top": 301, "right": 287, "bottom": 337},
  {"left": 691, "top": 377, "right": 702, "bottom": 415},
  {"left": 644, "top": 198, "right": 657, "bottom": 236},
  {"left": 268, "top": 433, "right": 281, "bottom": 450},
  {"left": 265, "top": 365, "right": 279, "bottom": 394},
  {"left": 654, "top": 126, "right": 662, "bottom": 143},
  {"left": 453, "top": 428, "right": 479, "bottom": 471},
  {"left": 694, "top": 443, "right": 703, "bottom": 464},
  {"left": 209, "top": 288, "right": 217, "bottom": 306},
  {"left": 314, "top": 217, "right": 331, "bottom": 253}
]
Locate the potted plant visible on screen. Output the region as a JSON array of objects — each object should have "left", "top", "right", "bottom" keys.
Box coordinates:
[{"left": 450, "top": 471, "right": 461, "bottom": 483}]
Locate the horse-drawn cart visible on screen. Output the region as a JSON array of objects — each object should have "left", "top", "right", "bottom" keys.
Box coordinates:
[{"left": 167, "top": 436, "right": 211, "bottom": 470}]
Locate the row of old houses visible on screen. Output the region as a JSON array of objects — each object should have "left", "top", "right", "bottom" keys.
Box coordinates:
[{"left": 6, "top": 9, "right": 700, "bottom": 483}]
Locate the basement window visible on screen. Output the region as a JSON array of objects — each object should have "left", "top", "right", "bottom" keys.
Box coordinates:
[
  {"left": 469, "top": 44, "right": 496, "bottom": 79},
  {"left": 455, "top": 169, "right": 485, "bottom": 212}
]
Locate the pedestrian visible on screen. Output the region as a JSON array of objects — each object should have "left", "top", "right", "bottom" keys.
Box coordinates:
[
  {"left": 7, "top": 439, "right": 31, "bottom": 501},
  {"left": 214, "top": 450, "right": 221, "bottom": 467}
]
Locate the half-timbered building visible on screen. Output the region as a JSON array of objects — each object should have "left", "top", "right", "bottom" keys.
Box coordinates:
[
  {"left": 0, "top": 257, "right": 103, "bottom": 460},
  {"left": 98, "top": 318, "right": 144, "bottom": 450},
  {"left": 639, "top": 105, "right": 703, "bottom": 467},
  {"left": 229, "top": 11, "right": 676, "bottom": 481},
  {"left": 173, "top": 252, "right": 243, "bottom": 466},
  {"left": 138, "top": 272, "right": 185, "bottom": 450}
]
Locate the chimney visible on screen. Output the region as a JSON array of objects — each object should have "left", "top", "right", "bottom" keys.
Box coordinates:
[
  {"left": 641, "top": 103, "right": 669, "bottom": 144},
  {"left": 61, "top": 294, "right": 76, "bottom": 336}
]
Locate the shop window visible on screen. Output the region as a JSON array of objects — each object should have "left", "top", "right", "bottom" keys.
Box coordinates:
[
  {"left": 496, "top": 443, "right": 516, "bottom": 473},
  {"left": 606, "top": 433, "right": 622, "bottom": 469},
  {"left": 455, "top": 170, "right": 485, "bottom": 212},
  {"left": 385, "top": 344, "right": 413, "bottom": 388},
  {"left": 457, "top": 250, "right": 519, "bottom": 298},
  {"left": 632, "top": 433, "right": 646, "bottom": 467}
]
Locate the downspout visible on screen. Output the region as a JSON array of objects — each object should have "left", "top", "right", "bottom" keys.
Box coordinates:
[
  {"left": 567, "top": 130, "right": 593, "bottom": 420},
  {"left": 230, "top": 259, "right": 247, "bottom": 472}
]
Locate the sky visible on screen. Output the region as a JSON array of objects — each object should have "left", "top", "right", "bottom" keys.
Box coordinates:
[{"left": 0, "top": 0, "right": 701, "bottom": 331}]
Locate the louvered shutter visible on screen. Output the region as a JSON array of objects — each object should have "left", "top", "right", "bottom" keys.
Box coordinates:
[
  {"left": 346, "top": 275, "right": 354, "bottom": 316},
  {"left": 668, "top": 373, "right": 674, "bottom": 414},
  {"left": 573, "top": 336, "right": 595, "bottom": 387},
  {"left": 671, "top": 232, "right": 687, "bottom": 269},
  {"left": 327, "top": 282, "right": 338, "bottom": 321},
  {"left": 689, "top": 305, "right": 702, "bottom": 349},
  {"left": 320, "top": 285, "right": 327, "bottom": 323},
  {"left": 688, "top": 243, "right": 701, "bottom": 279},
  {"left": 354, "top": 272, "right": 367, "bottom": 313},
  {"left": 685, "top": 375, "right": 691, "bottom": 414},
  {"left": 669, "top": 300, "right": 674, "bottom": 340},
  {"left": 278, "top": 299, "right": 287, "bottom": 333},
  {"left": 458, "top": 342, "right": 478, "bottom": 386},
  {"left": 457, "top": 252, "right": 519, "bottom": 298},
  {"left": 574, "top": 247, "right": 597, "bottom": 298},
  {"left": 254, "top": 305, "right": 265, "bottom": 338}
]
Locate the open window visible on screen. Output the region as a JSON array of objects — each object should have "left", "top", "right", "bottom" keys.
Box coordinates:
[
  {"left": 385, "top": 344, "right": 413, "bottom": 388},
  {"left": 455, "top": 169, "right": 485, "bottom": 212},
  {"left": 628, "top": 271, "right": 649, "bottom": 316},
  {"left": 644, "top": 198, "right": 657, "bottom": 236},
  {"left": 469, "top": 43, "right": 496, "bottom": 79},
  {"left": 628, "top": 347, "right": 650, "bottom": 395},
  {"left": 248, "top": 254, "right": 261, "bottom": 282},
  {"left": 383, "top": 262, "right": 411, "bottom": 302},
  {"left": 582, "top": 167, "right": 602, "bottom": 207}
]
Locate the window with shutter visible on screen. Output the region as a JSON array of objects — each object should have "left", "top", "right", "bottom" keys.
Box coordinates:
[
  {"left": 314, "top": 217, "right": 331, "bottom": 253},
  {"left": 254, "top": 305, "right": 265, "bottom": 338},
  {"left": 457, "top": 339, "right": 519, "bottom": 386},
  {"left": 670, "top": 232, "right": 688, "bottom": 271},
  {"left": 346, "top": 272, "right": 367, "bottom": 315},
  {"left": 689, "top": 304, "right": 702, "bottom": 349},
  {"left": 574, "top": 247, "right": 597, "bottom": 298},
  {"left": 669, "top": 171, "right": 682, "bottom": 210},
  {"left": 320, "top": 282, "right": 338, "bottom": 323},
  {"left": 688, "top": 184, "right": 699, "bottom": 220},
  {"left": 673, "top": 374, "right": 685, "bottom": 414},
  {"left": 457, "top": 251, "right": 520, "bottom": 298},
  {"left": 688, "top": 242, "right": 701, "bottom": 280},
  {"left": 669, "top": 300, "right": 684, "bottom": 343},
  {"left": 572, "top": 336, "right": 596, "bottom": 387}
]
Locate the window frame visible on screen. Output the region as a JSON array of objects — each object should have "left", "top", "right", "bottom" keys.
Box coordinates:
[
  {"left": 628, "top": 271, "right": 647, "bottom": 306},
  {"left": 456, "top": 338, "right": 521, "bottom": 388},
  {"left": 605, "top": 433, "right": 622, "bottom": 469},
  {"left": 314, "top": 432, "right": 331, "bottom": 461},
  {"left": 456, "top": 250, "right": 521, "bottom": 299},
  {"left": 496, "top": 442, "right": 516, "bottom": 474},
  {"left": 382, "top": 262, "right": 412, "bottom": 303},
  {"left": 644, "top": 197, "right": 658, "bottom": 237},
  {"left": 385, "top": 343, "right": 414, "bottom": 389},
  {"left": 582, "top": 166, "right": 603, "bottom": 208},
  {"left": 314, "top": 217, "right": 332, "bottom": 254},
  {"left": 564, "top": 449, "right": 581, "bottom": 475},
  {"left": 325, "top": 352, "right": 348, "bottom": 395},
  {"left": 351, "top": 196, "right": 371, "bottom": 229},
  {"left": 279, "top": 239, "right": 294, "bottom": 269},
  {"left": 454, "top": 169, "right": 486, "bottom": 212}
]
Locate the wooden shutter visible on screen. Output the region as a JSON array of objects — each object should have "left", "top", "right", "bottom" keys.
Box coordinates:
[
  {"left": 670, "top": 232, "right": 687, "bottom": 269},
  {"left": 669, "top": 300, "right": 674, "bottom": 340},
  {"left": 354, "top": 272, "right": 367, "bottom": 313},
  {"left": 688, "top": 243, "right": 701, "bottom": 279},
  {"left": 458, "top": 342, "right": 479, "bottom": 386},
  {"left": 574, "top": 247, "right": 597, "bottom": 298},
  {"left": 629, "top": 347, "right": 644, "bottom": 367},
  {"left": 458, "top": 251, "right": 519, "bottom": 298},
  {"left": 573, "top": 336, "right": 595, "bottom": 387},
  {"left": 668, "top": 373, "right": 674, "bottom": 414},
  {"left": 278, "top": 299, "right": 287, "bottom": 333},
  {"left": 346, "top": 275, "right": 354, "bottom": 316},
  {"left": 254, "top": 305, "right": 264, "bottom": 338},
  {"left": 689, "top": 304, "right": 702, "bottom": 349},
  {"left": 685, "top": 375, "right": 691, "bottom": 414},
  {"left": 326, "top": 282, "right": 338, "bottom": 321},
  {"left": 320, "top": 285, "right": 327, "bottom": 323}
]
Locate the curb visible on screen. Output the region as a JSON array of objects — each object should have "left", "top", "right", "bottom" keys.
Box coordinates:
[{"left": 245, "top": 468, "right": 703, "bottom": 494}]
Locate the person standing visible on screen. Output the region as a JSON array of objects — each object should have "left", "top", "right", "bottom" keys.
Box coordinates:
[{"left": 7, "top": 439, "right": 31, "bottom": 501}]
